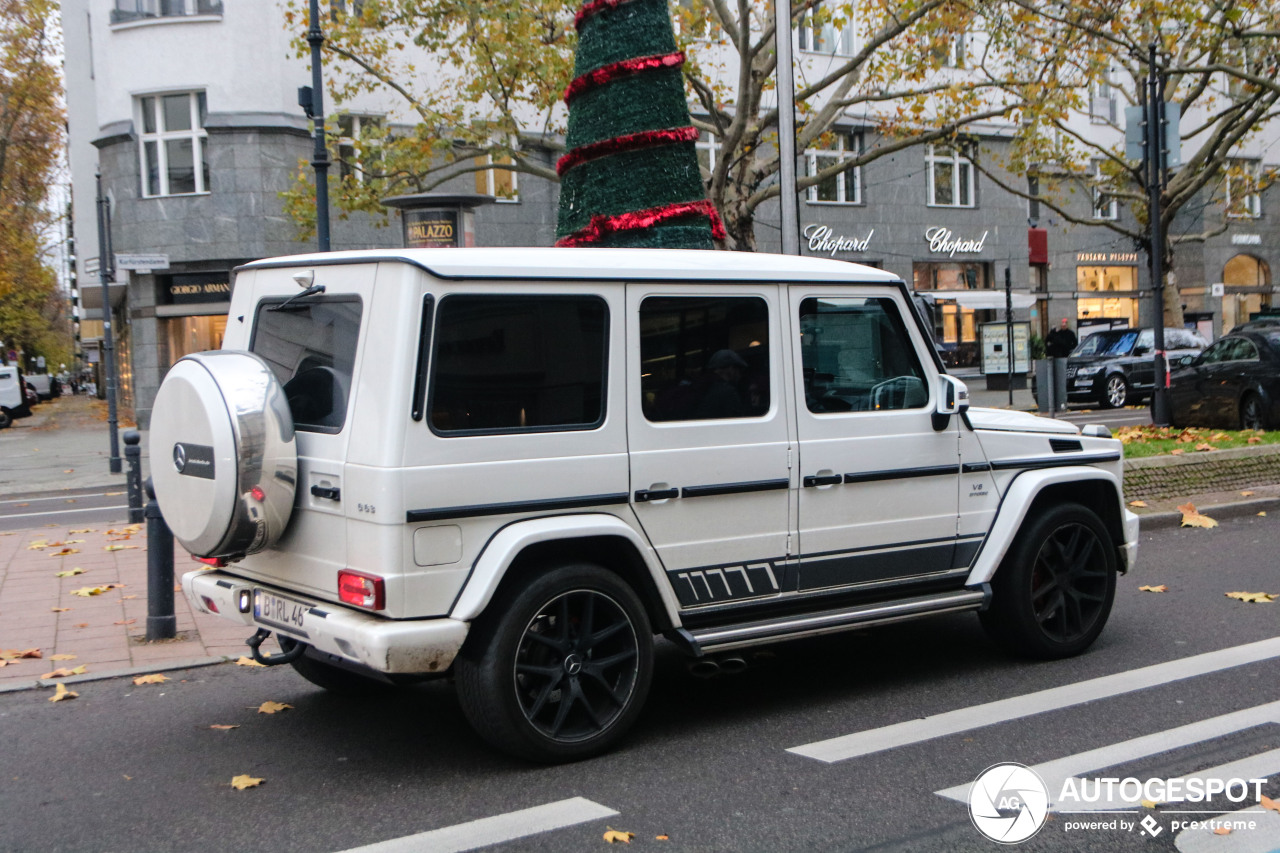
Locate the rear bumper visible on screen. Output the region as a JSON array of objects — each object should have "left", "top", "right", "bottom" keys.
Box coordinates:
[{"left": 183, "top": 570, "right": 468, "bottom": 675}]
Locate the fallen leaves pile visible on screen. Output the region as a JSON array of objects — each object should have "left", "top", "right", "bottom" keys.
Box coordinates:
[
  {"left": 1177, "top": 503, "right": 1218, "bottom": 529},
  {"left": 1116, "top": 425, "right": 1266, "bottom": 451}
]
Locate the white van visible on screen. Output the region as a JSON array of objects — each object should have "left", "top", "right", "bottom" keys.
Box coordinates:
[
  {"left": 0, "top": 365, "right": 31, "bottom": 428},
  {"left": 150, "top": 248, "right": 1139, "bottom": 761}
]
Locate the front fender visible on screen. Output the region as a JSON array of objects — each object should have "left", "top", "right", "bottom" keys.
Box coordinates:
[
  {"left": 965, "top": 467, "right": 1138, "bottom": 587},
  {"left": 449, "top": 513, "right": 679, "bottom": 624}
]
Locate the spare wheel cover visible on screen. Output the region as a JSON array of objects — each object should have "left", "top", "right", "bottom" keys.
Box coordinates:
[{"left": 149, "top": 351, "right": 297, "bottom": 558}]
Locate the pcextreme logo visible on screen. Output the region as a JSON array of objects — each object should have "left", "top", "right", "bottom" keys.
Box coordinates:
[{"left": 968, "top": 763, "right": 1050, "bottom": 844}]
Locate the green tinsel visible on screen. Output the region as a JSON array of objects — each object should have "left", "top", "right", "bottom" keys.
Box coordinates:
[
  {"left": 574, "top": 0, "right": 676, "bottom": 79},
  {"left": 558, "top": 143, "right": 706, "bottom": 235},
  {"left": 564, "top": 68, "right": 689, "bottom": 150}
]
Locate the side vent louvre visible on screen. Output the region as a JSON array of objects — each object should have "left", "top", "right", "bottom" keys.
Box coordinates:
[{"left": 1050, "top": 438, "right": 1083, "bottom": 453}]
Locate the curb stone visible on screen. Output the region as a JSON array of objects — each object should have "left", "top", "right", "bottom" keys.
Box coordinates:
[
  {"left": 1131, "top": 497, "right": 1280, "bottom": 531},
  {"left": 0, "top": 656, "right": 232, "bottom": 694}
]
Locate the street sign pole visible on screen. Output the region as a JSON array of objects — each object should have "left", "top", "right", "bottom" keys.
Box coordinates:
[
  {"left": 307, "top": 0, "right": 331, "bottom": 253},
  {"left": 1147, "top": 43, "right": 1171, "bottom": 426},
  {"left": 774, "top": 0, "right": 799, "bottom": 255},
  {"left": 95, "top": 169, "right": 122, "bottom": 474}
]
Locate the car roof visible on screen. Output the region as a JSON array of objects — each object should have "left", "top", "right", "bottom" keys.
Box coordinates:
[{"left": 240, "top": 247, "right": 903, "bottom": 285}]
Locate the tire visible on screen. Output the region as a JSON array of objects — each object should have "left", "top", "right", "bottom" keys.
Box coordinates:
[
  {"left": 0, "top": 408, "right": 10, "bottom": 430},
  {"left": 1100, "top": 374, "right": 1129, "bottom": 409},
  {"left": 290, "top": 649, "right": 397, "bottom": 696},
  {"left": 455, "top": 563, "right": 654, "bottom": 763},
  {"left": 980, "top": 503, "right": 1117, "bottom": 660},
  {"left": 1240, "top": 393, "right": 1269, "bottom": 431}
]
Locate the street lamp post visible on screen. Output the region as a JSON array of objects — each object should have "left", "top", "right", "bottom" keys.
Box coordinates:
[
  {"left": 1146, "top": 43, "right": 1171, "bottom": 426},
  {"left": 774, "top": 0, "right": 800, "bottom": 255},
  {"left": 304, "top": 0, "right": 331, "bottom": 253},
  {"left": 95, "top": 169, "right": 122, "bottom": 474}
]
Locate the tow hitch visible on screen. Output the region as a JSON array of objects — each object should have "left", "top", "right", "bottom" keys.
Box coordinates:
[{"left": 245, "top": 628, "right": 307, "bottom": 666}]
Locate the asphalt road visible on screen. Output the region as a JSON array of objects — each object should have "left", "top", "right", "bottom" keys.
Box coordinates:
[
  {"left": 2, "top": 515, "right": 1279, "bottom": 853},
  {"left": 0, "top": 487, "right": 133, "bottom": 533}
]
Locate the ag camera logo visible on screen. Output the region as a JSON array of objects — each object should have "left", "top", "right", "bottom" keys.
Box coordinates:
[{"left": 968, "top": 763, "right": 1050, "bottom": 844}]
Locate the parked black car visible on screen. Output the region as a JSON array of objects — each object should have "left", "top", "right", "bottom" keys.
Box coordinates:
[
  {"left": 1168, "top": 329, "right": 1280, "bottom": 430},
  {"left": 1067, "top": 327, "right": 1208, "bottom": 408}
]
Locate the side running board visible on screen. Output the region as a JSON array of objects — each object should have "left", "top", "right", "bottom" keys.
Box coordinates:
[{"left": 682, "top": 588, "right": 989, "bottom": 655}]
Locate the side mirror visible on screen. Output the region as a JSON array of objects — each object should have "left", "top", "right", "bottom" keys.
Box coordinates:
[
  {"left": 1134, "top": 345, "right": 1152, "bottom": 356},
  {"left": 1179, "top": 354, "right": 1195, "bottom": 368},
  {"left": 933, "top": 375, "right": 969, "bottom": 431}
]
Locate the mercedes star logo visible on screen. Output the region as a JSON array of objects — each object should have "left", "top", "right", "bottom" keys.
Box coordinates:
[{"left": 173, "top": 443, "right": 187, "bottom": 473}]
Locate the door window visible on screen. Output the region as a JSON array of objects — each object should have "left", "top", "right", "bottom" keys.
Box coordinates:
[
  {"left": 798, "top": 297, "right": 928, "bottom": 413},
  {"left": 251, "top": 297, "right": 362, "bottom": 433},
  {"left": 639, "top": 296, "right": 770, "bottom": 421}
]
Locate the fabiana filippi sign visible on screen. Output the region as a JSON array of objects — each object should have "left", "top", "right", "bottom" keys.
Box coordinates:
[
  {"left": 804, "top": 224, "right": 874, "bottom": 255},
  {"left": 925, "top": 226, "right": 987, "bottom": 257}
]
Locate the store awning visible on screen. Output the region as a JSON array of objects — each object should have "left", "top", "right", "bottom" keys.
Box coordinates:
[{"left": 926, "top": 291, "right": 1037, "bottom": 310}]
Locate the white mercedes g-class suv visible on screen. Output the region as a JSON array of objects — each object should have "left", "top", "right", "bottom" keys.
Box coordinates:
[{"left": 151, "top": 247, "right": 1138, "bottom": 762}]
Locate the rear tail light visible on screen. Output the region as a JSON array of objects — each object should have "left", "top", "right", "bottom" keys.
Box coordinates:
[
  {"left": 193, "top": 556, "right": 226, "bottom": 568},
  {"left": 338, "top": 570, "right": 385, "bottom": 610},
  {"left": 200, "top": 595, "right": 219, "bottom": 613}
]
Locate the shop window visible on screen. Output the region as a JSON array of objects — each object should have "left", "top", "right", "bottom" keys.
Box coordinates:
[
  {"left": 138, "top": 91, "right": 209, "bottom": 197},
  {"left": 805, "top": 132, "right": 862, "bottom": 204},
  {"left": 1076, "top": 265, "right": 1139, "bottom": 328},
  {"left": 926, "top": 144, "right": 974, "bottom": 207},
  {"left": 166, "top": 315, "right": 227, "bottom": 361},
  {"left": 640, "top": 296, "right": 770, "bottom": 422}
]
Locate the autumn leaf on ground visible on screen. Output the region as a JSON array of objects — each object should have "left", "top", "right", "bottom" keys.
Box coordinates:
[
  {"left": 1170, "top": 449, "right": 1185, "bottom": 455},
  {"left": 68, "top": 529, "right": 94, "bottom": 534},
  {"left": 1128, "top": 500, "right": 1148, "bottom": 508},
  {"left": 55, "top": 568, "right": 85, "bottom": 578},
  {"left": 1210, "top": 432, "right": 1230, "bottom": 441},
  {"left": 1226, "top": 591, "right": 1277, "bottom": 603},
  {"left": 655, "top": 835, "right": 670, "bottom": 841},
  {"left": 1241, "top": 490, "right": 1255, "bottom": 497},
  {"left": 104, "top": 492, "right": 125, "bottom": 497},
  {"left": 48, "top": 683, "right": 78, "bottom": 703},
  {"left": 51, "top": 607, "right": 70, "bottom": 612},
  {"left": 71, "top": 585, "right": 111, "bottom": 597},
  {"left": 209, "top": 724, "right": 240, "bottom": 731},
  {"left": 230, "top": 775, "right": 264, "bottom": 790},
  {"left": 49, "top": 548, "right": 81, "bottom": 557},
  {"left": 49, "top": 654, "right": 77, "bottom": 661},
  {"left": 104, "top": 544, "right": 138, "bottom": 551},
  {"left": 603, "top": 829, "right": 635, "bottom": 844},
  {"left": 133, "top": 674, "right": 168, "bottom": 685},
  {"left": 114, "top": 619, "right": 137, "bottom": 626},
  {"left": 257, "top": 701, "right": 293, "bottom": 714},
  {"left": 235, "top": 657, "right": 267, "bottom": 668},
  {"left": 1247, "top": 436, "right": 1262, "bottom": 444},
  {"left": 1194, "top": 443, "right": 1214, "bottom": 452},
  {"left": 40, "top": 665, "right": 87, "bottom": 679},
  {"left": 63, "top": 469, "right": 74, "bottom": 473},
  {"left": 1177, "top": 503, "right": 1218, "bottom": 529},
  {"left": 74, "top": 623, "right": 88, "bottom": 628},
  {"left": 26, "top": 540, "right": 48, "bottom": 550},
  {"left": 106, "top": 535, "right": 132, "bottom": 541},
  {"left": 0, "top": 648, "right": 43, "bottom": 660},
  {"left": 1139, "top": 585, "right": 1168, "bottom": 593},
  {"left": 1260, "top": 512, "right": 1268, "bottom": 517},
  {"left": 121, "top": 594, "right": 137, "bottom": 600}
]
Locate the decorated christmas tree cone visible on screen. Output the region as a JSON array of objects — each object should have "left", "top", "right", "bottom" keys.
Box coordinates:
[{"left": 556, "top": 0, "right": 725, "bottom": 249}]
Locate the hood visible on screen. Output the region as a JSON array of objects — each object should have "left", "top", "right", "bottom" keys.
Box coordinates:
[{"left": 966, "top": 407, "right": 1080, "bottom": 435}]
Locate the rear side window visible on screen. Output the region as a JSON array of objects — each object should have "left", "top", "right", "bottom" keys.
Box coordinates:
[
  {"left": 429, "top": 295, "right": 608, "bottom": 434},
  {"left": 251, "top": 297, "right": 362, "bottom": 433},
  {"left": 639, "top": 296, "right": 771, "bottom": 422}
]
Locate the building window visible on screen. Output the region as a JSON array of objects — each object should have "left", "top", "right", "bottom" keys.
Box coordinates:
[
  {"left": 798, "top": 3, "right": 855, "bottom": 56},
  {"left": 1091, "top": 160, "right": 1118, "bottom": 220},
  {"left": 474, "top": 149, "right": 518, "bottom": 202},
  {"left": 672, "top": 0, "right": 721, "bottom": 40},
  {"left": 805, "top": 132, "right": 862, "bottom": 204},
  {"left": 696, "top": 128, "right": 717, "bottom": 181},
  {"left": 138, "top": 91, "right": 209, "bottom": 197},
  {"left": 336, "top": 114, "right": 383, "bottom": 184},
  {"left": 926, "top": 144, "right": 974, "bottom": 207},
  {"left": 328, "top": 0, "right": 364, "bottom": 21},
  {"left": 1226, "top": 158, "right": 1261, "bottom": 218},
  {"left": 931, "top": 32, "right": 966, "bottom": 68},
  {"left": 112, "top": 0, "right": 221, "bottom": 24},
  {"left": 1089, "top": 68, "right": 1116, "bottom": 124}
]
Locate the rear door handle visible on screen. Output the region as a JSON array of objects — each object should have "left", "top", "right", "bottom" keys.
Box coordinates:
[
  {"left": 803, "top": 473, "right": 843, "bottom": 487},
  {"left": 310, "top": 485, "right": 341, "bottom": 501}
]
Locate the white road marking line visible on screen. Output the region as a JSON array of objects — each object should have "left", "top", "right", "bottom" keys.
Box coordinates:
[
  {"left": 788, "top": 637, "right": 1280, "bottom": 763},
  {"left": 331, "top": 797, "right": 619, "bottom": 853},
  {"left": 0, "top": 493, "right": 117, "bottom": 506},
  {"left": 935, "top": 700, "right": 1280, "bottom": 808},
  {"left": 1175, "top": 805, "right": 1280, "bottom": 852},
  {"left": 0, "top": 504, "right": 128, "bottom": 520}
]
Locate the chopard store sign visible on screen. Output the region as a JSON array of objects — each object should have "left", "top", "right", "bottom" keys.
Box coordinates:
[
  {"left": 804, "top": 224, "right": 874, "bottom": 255},
  {"left": 925, "top": 226, "right": 988, "bottom": 257}
]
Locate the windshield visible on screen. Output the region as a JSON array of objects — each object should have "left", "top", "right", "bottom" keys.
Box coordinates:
[{"left": 1072, "top": 330, "right": 1138, "bottom": 357}]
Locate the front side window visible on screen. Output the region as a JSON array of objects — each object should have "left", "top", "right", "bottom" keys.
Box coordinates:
[
  {"left": 926, "top": 144, "right": 974, "bottom": 207},
  {"left": 799, "top": 297, "right": 928, "bottom": 413},
  {"left": 429, "top": 296, "right": 607, "bottom": 434},
  {"left": 806, "top": 132, "right": 862, "bottom": 204},
  {"left": 640, "top": 296, "right": 770, "bottom": 422},
  {"left": 138, "top": 91, "right": 209, "bottom": 197},
  {"left": 251, "top": 298, "right": 362, "bottom": 433}
]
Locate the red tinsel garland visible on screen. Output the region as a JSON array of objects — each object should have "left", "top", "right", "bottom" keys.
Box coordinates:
[
  {"left": 557, "top": 126, "right": 699, "bottom": 176},
  {"left": 574, "top": 0, "right": 640, "bottom": 30},
  {"left": 564, "top": 51, "right": 685, "bottom": 104},
  {"left": 555, "top": 199, "right": 727, "bottom": 247}
]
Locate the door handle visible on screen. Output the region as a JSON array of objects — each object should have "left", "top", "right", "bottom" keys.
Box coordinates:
[
  {"left": 635, "top": 487, "right": 679, "bottom": 502},
  {"left": 310, "top": 485, "right": 341, "bottom": 501},
  {"left": 803, "top": 473, "right": 843, "bottom": 488}
]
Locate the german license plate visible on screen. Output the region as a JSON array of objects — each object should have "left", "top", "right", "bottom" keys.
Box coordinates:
[{"left": 253, "top": 589, "right": 310, "bottom": 637}]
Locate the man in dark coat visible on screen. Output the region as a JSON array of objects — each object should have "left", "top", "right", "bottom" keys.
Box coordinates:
[{"left": 1046, "top": 318, "right": 1078, "bottom": 358}]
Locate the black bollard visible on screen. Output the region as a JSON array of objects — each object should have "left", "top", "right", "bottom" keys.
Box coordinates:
[
  {"left": 144, "top": 477, "right": 176, "bottom": 641},
  {"left": 124, "top": 430, "right": 143, "bottom": 523}
]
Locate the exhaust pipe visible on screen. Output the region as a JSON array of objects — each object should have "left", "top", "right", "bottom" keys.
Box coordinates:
[
  {"left": 718, "top": 655, "right": 747, "bottom": 674},
  {"left": 687, "top": 658, "right": 721, "bottom": 678},
  {"left": 686, "top": 654, "right": 749, "bottom": 678}
]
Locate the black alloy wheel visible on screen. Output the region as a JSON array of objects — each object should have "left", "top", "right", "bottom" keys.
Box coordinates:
[
  {"left": 455, "top": 563, "right": 653, "bottom": 762},
  {"left": 1240, "top": 393, "right": 1268, "bottom": 431},
  {"left": 1101, "top": 374, "right": 1129, "bottom": 409},
  {"left": 981, "top": 503, "right": 1116, "bottom": 659}
]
